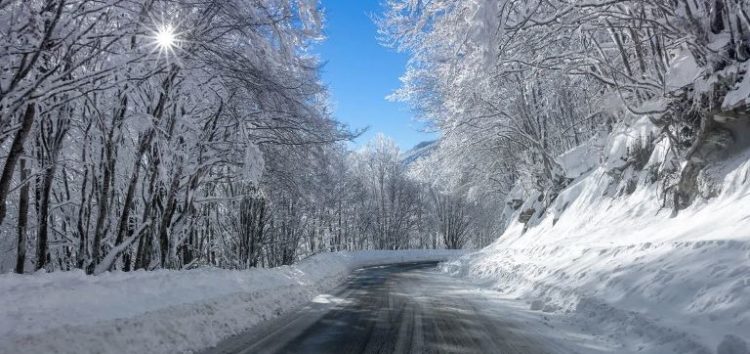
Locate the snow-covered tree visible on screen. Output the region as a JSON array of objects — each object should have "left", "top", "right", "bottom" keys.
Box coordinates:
[
  {"left": 379, "top": 0, "right": 750, "bottom": 221},
  {"left": 0, "top": 0, "right": 354, "bottom": 273}
]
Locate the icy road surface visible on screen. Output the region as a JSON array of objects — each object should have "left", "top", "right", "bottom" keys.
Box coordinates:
[{"left": 205, "top": 262, "right": 558, "bottom": 354}]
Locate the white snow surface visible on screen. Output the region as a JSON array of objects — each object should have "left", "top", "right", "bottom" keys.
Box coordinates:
[
  {"left": 722, "top": 62, "right": 750, "bottom": 111},
  {"left": 445, "top": 122, "right": 750, "bottom": 354},
  {"left": 556, "top": 132, "right": 605, "bottom": 179},
  {"left": 666, "top": 49, "right": 702, "bottom": 91},
  {"left": 0, "top": 250, "right": 461, "bottom": 354}
]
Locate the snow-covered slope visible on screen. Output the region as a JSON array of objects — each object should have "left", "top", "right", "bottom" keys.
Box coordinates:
[
  {"left": 0, "top": 250, "right": 460, "bottom": 354},
  {"left": 401, "top": 140, "right": 437, "bottom": 165},
  {"left": 445, "top": 118, "right": 750, "bottom": 354}
]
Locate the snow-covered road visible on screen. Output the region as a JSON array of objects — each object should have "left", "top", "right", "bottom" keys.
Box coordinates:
[
  {"left": 204, "top": 261, "right": 560, "bottom": 354},
  {"left": 0, "top": 251, "right": 463, "bottom": 354}
]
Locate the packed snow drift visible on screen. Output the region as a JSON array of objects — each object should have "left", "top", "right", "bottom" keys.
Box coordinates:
[
  {"left": 0, "top": 250, "right": 460, "bottom": 354},
  {"left": 444, "top": 115, "right": 750, "bottom": 354}
]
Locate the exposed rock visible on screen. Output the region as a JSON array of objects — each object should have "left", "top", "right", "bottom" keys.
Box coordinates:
[
  {"left": 518, "top": 208, "right": 536, "bottom": 224},
  {"left": 508, "top": 199, "right": 524, "bottom": 210}
]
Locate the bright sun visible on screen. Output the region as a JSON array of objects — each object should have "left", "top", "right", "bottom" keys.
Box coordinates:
[{"left": 154, "top": 24, "right": 177, "bottom": 50}]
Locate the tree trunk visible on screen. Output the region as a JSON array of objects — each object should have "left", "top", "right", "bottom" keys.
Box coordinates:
[
  {"left": 35, "top": 159, "right": 56, "bottom": 271},
  {"left": 0, "top": 104, "right": 35, "bottom": 226},
  {"left": 89, "top": 131, "right": 117, "bottom": 273},
  {"left": 158, "top": 164, "right": 183, "bottom": 268},
  {"left": 15, "top": 158, "right": 30, "bottom": 274}
]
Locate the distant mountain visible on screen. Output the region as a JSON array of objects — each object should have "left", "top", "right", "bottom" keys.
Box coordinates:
[{"left": 401, "top": 140, "right": 437, "bottom": 165}]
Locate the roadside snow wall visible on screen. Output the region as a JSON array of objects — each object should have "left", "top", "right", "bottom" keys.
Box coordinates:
[
  {"left": 0, "top": 250, "right": 461, "bottom": 354},
  {"left": 445, "top": 116, "right": 750, "bottom": 354}
]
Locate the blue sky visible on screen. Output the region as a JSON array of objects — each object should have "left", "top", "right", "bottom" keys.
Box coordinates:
[{"left": 315, "top": 0, "right": 436, "bottom": 151}]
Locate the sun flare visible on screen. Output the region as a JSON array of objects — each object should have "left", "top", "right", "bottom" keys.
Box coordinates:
[{"left": 154, "top": 24, "right": 177, "bottom": 50}]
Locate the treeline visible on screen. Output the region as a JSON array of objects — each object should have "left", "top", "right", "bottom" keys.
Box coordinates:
[
  {"left": 335, "top": 135, "right": 500, "bottom": 253},
  {"left": 0, "top": 0, "right": 346, "bottom": 274},
  {"left": 379, "top": 0, "right": 750, "bottom": 219},
  {"left": 0, "top": 0, "right": 490, "bottom": 275}
]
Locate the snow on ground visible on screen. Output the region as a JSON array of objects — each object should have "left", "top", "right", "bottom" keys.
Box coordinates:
[
  {"left": 444, "top": 120, "right": 750, "bottom": 354},
  {"left": 0, "top": 250, "right": 461, "bottom": 354},
  {"left": 721, "top": 62, "right": 750, "bottom": 111}
]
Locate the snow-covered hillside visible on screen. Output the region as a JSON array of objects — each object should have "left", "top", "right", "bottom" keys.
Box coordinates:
[
  {"left": 401, "top": 140, "right": 438, "bottom": 166},
  {"left": 0, "top": 250, "right": 460, "bottom": 354},
  {"left": 445, "top": 117, "right": 750, "bottom": 354}
]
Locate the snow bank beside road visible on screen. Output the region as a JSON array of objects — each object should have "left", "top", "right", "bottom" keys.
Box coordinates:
[
  {"left": 0, "top": 250, "right": 460, "bottom": 354},
  {"left": 445, "top": 120, "right": 750, "bottom": 353}
]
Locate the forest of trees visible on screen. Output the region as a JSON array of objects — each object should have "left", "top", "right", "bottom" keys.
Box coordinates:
[
  {"left": 3, "top": 0, "right": 748, "bottom": 275},
  {"left": 0, "top": 0, "right": 498, "bottom": 275},
  {"left": 378, "top": 0, "right": 749, "bottom": 222}
]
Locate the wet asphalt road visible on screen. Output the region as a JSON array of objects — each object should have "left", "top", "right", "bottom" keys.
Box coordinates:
[{"left": 205, "top": 262, "right": 552, "bottom": 354}]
